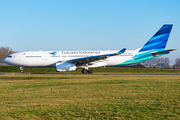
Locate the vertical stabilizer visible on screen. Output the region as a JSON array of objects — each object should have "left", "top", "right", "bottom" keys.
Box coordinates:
[{"left": 139, "top": 24, "right": 173, "bottom": 53}]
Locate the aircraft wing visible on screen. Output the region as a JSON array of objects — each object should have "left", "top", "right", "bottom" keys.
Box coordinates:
[{"left": 69, "top": 48, "right": 126, "bottom": 65}]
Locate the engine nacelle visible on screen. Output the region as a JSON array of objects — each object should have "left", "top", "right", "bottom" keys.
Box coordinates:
[{"left": 56, "top": 62, "right": 77, "bottom": 72}]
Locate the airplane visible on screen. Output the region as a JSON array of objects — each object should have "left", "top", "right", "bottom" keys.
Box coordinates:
[{"left": 3, "top": 24, "right": 176, "bottom": 74}]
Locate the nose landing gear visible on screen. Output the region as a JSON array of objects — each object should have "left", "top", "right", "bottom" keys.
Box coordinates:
[{"left": 20, "top": 67, "right": 24, "bottom": 73}]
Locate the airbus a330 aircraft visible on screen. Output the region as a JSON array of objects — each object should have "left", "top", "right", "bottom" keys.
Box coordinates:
[{"left": 3, "top": 24, "right": 176, "bottom": 74}]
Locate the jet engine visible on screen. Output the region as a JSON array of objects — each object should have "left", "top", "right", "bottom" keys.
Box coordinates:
[{"left": 56, "top": 62, "right": 77, "bottom": 72}]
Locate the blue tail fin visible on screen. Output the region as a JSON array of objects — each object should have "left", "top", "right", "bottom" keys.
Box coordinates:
[{"left": 139, "top": 24, "right": 173, "bottom": 53}]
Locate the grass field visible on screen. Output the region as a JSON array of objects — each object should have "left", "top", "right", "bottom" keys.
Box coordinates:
[
  {"left": 0, "top": 74, "right": 180, "bottom": 119},
  {"left": 1, "top": 65, "right": 180, "bottom": 73}
]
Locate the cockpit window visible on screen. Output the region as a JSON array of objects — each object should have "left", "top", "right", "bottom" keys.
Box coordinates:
[{"left": 8, "top": 56, "right": 12, "bottom": 58}]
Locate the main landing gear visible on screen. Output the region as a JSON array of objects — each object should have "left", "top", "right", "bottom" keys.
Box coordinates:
[
  {"left": 82, "top": 69, "right": 93, "bottom": 74},
  {"left": 20, "top": 67, "right": 24, "bottom": 73}
]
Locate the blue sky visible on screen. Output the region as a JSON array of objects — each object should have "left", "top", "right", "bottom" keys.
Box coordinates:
[{"left": 0, "top": 0, "right": 179, "bottom": 63}]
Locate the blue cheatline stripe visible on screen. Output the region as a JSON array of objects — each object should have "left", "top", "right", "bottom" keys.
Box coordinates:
[
  {"left": 115, "top": 54, "right": 162, "bottom": 66},
  {"left": 132, "top": 48, "right": 165, "bottom": 61},
  {"left": 147, "top": 33, "right": 168, "bottom": 43},
  {"left": 145, "top": 38, "right": 168, "bottom": 47},
  {"left": 158, "top": 25, "right": 169, "bottom": 32},
  {"left": 140, "top": 40, "right": 167, "bottom": 52},
  {"left": 142, "top": 41, "right": 162, "bottom": 49},
  {"left": 137, "top": 48, "right": 164, "bottom": 56},
  {"left": 140, "top": 41, "right": 167, "bottom": 52},
  {"left": 149, "top": 34, "right": 166, "bottom": 42},
  {"left": 154, "top": 25, "right": 172, "bottom": 36}
]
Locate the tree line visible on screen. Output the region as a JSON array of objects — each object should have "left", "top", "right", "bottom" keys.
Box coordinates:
[
  {"left": 175, "top": 58, "right": 180, "bottom": 67},
  {"left": 0, "top": 47, "right": 14, "bottom": 63},
  {"left": 141, "top": 57, "right": 170, "bottom": 68},
  {"left": 141, "top": 57, "right": 180, "bottom": 68},
  {"left": 0, "top": 47, "right": 180, "bottom": 68}
]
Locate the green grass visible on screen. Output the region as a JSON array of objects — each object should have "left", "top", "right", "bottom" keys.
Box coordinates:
[
  {"left": 0, "top": 75, "right": 180, "bottom": 119},
  {"left": 0, "top": 65, "right": 180, "bottom": 73}
]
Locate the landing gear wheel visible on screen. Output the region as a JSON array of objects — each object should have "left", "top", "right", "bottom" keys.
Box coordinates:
[
  {"left": 88, "top": 70, "right": 93, "bottom": 74},
  {"left": 20, "top": 70, "right": 24, "bottom": 73},
  {"left": 82, "top": 69, "right": 88, "bottom": 74}
]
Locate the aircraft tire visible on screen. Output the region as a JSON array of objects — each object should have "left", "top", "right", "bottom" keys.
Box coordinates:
[
  {"left": 82, "top": 69, "right": 87, "bottom": 74},
  {"left": 88, "top": 70, "right": 93, "bottom": 74}
]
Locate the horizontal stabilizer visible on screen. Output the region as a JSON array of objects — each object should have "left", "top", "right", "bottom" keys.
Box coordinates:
[{"left": 151, "top": 49, "right": 176, "bottom": 56}]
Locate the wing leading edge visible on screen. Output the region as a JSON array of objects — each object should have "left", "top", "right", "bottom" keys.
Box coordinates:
[{"left": 69, "top": 48, "right": 126, "bottom": 65}]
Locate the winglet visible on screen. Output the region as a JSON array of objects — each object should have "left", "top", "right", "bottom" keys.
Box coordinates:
[{"left": 117, "top": 48, "right": 126, "bottom": 54}]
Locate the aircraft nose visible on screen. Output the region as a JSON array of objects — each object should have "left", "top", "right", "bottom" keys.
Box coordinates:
[{"left": 3, "top": 58, "right": 7, "bottom": 63}]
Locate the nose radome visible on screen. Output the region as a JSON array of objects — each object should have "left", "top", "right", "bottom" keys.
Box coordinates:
[{"left": 3, "top": 58, "right": 6, "bottom": 63}]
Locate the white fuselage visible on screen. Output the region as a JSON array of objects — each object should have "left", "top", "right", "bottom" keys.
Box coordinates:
[{"left": 3, "top": 50, "right": 138, "bottom": 68}]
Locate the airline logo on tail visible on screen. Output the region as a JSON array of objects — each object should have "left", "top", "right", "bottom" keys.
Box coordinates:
[
  {"left": 139, "top": 24, "right": 173, "bottom": 53},
  {"left": 116, "top": 24, "right": 175, "bottom": 66}
]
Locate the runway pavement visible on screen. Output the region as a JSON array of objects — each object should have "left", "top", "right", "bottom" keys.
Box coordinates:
[{"left": 0, "top": 73, "right": 180, "bottom": 75}]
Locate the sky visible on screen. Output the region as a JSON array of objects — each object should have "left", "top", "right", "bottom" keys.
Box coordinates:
[{"left": 0, "top": 0, "right": 179, "bottom": 63}]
